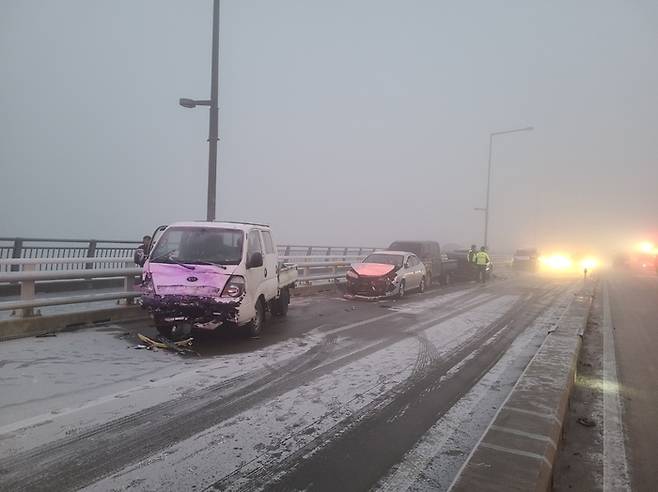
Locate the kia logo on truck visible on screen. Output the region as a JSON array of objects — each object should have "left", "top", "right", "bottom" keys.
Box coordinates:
[{"left": 187, "top": 276, "right": 198, "bottom": 282}]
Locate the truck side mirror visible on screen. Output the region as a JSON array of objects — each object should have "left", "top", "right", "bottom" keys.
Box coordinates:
[{"left": 247, "top": 252, "right": 263, "bottom": 269}]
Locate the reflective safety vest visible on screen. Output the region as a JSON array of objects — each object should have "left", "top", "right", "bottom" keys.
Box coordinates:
[{"left": 475, "top": 251, "right": 490, "bottom": 265}]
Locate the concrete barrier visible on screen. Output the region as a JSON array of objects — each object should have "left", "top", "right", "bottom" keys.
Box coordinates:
[
  {"left": 450, "top": 283, "right": 594, "bottom": 492},
  {"left": 0, "top": 305, "right": 147, "bottom": 341},
  {"left": 0, "top": 281, "right": 343, "bottom": 341}
]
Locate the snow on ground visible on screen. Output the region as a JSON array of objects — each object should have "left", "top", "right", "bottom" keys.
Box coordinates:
[
  {"left": 387, "top": 287, "right": 483, "bottom": 315},
  {"left": 84, "top": 294, "right": 522, "bottom": 491},
  {"left": 376, "top": 283, "right": 578, "bottom": 491},
  {"left": 0, "top": 329, "right": 328, "bottom": 453}
]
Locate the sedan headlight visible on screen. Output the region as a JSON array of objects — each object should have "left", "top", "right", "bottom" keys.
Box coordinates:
[{"left": 346, "top": 269, "right": 359, "bottom": 280}]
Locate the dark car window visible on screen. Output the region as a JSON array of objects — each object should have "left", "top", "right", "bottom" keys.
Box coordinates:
[
  {"left": 389, "top": 241, "right": 440, "bottom": 259},
  {"left": 389, "top": 242, "right": 422, "bottom": 257}
]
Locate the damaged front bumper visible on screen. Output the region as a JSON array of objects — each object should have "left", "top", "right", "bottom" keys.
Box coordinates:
[
  {"left": 345, "top": 276, "right": 399, "bottom": 299},
  {"left": 139, "top": 294, "right": 242, "bottom": 328}
]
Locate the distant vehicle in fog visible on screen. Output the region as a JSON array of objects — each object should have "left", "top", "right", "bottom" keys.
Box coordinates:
[
  {"left": 346, "top": 251, "right": 426, "bottom": 299},
  {"left": 613, "top": 253, "right": 630, "bottom": 269},
  {"left": 387, "top": 240, "right": 457, "bottom": 286},
  {"left": 513, "top": 248, "right": 539, "bottom": 271}
]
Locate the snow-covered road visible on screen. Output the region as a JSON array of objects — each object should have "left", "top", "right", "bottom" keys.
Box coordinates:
[{"left": 0, "top": 276, "right": 578, "bottom": 491}]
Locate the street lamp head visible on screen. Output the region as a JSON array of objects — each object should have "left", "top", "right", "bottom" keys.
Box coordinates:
[{"left": 179, "top": 98, "right": 197, "bottom": 108}]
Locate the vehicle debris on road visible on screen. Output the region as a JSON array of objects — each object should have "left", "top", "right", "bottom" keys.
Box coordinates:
[{"left": 136, "top": 333, "right": 198, "bottom": 356}]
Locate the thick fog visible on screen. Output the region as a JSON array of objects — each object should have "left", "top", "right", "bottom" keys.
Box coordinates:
[{"left": 2, "top": 0, "right": 657, "bottom": 253}]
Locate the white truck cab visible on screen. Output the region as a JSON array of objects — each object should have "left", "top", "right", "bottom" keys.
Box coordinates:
[{"left": 140, "top": 221, "right": 297, "bottom": 338}]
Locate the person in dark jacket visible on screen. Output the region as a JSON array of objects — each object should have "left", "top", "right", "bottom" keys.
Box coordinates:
[
  {"left": 134, "top": 235, "right": 151, "bottom": 266},
  {"left": 468, "top": 244, "right": 478, "bottom": 280},
  {"left": 467, "top": 245, "right": 477, "bottom": 264}
]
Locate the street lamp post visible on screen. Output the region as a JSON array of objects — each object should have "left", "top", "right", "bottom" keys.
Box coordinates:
[
  {"left": 480, "top": 126, "right": 533, "bottom": 249},
  {"left": 179, "top": 0, "right": 220, "bottom": 222}
]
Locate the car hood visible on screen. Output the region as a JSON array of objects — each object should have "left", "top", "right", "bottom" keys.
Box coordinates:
[
  {"left": 146, "top": 262, "right": 238, "bottom": 297},
  {"left": 351, "top": 263, "right": 396, "bottom": 277}
]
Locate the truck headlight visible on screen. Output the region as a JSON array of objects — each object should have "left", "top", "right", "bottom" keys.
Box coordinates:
[
  {"left": 221, "top": 275, "right": 245, "bottom": 298},
  {"left": 141, "top": 273, "right": 155, "bottom": 295}
]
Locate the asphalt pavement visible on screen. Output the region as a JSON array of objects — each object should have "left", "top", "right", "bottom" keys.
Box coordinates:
[
  {"left": 606, "top": 271, "right": 658, "bottom": 491},
  {"left": 0, "top": 274, "right": 579, "bottom": 491}
]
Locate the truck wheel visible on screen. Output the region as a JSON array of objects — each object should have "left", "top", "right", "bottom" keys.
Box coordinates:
[
  {"left": 419, "top": 277, "right": 426, "bottom": 293},
  {"left": 270, "top": 287, "right": 290, "bottom": 317},
  {"left": 246, "top": 299, "right": 266, "bottom": 338}
]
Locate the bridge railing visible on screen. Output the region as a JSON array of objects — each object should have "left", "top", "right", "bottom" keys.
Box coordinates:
[
  {"left": 0, "top": 237, "right": 378, "bottom": 272},
  {"left": 0, "top": 237, "right": 139, "bottom": 272}
]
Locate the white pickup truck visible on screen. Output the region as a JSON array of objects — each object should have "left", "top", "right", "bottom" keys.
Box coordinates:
[{"left": 139, "top": 221, "right": 297, "bottom": 338}]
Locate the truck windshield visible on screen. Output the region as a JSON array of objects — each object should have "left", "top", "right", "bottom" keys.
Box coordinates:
[
  {"left": 150, "top": 227, "right": 244, "bottom": 265},
  {"left": 364, "top": 254, "right": 404, "bottom": 268}
]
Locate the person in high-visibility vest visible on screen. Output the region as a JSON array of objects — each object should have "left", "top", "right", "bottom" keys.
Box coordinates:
[{"left": 475, "top": 246, "right": 491, "bottom": 283}]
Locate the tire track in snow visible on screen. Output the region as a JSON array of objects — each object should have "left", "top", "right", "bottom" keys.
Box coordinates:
[
  {"left": 0, "top": 288, "right": 500, "bottom": 491},
  {"left": 247, "top": 286, "right": 566, "bottom": 492},
  {"left": 84, "top": 294, "right": 521, "bottom": 492}
]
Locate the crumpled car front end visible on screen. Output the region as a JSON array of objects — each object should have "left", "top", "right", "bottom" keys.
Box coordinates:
[
  {"left": 139, "top": 263, "right": 245, "bottom": 329},
  {"left": 345, "top": 263, "right": 400, "bottom": 299}
]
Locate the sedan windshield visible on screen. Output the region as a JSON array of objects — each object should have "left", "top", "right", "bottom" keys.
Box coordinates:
[
  {"left": 150, "top": 227, "right": 244, "bottom": 265},
  {"left": 364, "top": 253, "right": 404, "bottom": 268}
]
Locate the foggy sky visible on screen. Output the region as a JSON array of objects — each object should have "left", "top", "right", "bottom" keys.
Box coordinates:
[{"left": 2, "top": 0, "right": 657, "bottom": 253}]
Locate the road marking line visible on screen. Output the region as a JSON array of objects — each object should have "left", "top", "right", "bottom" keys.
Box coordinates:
[
  {"left": 490, "top": 425, "right": 557, "bottom": 449},
  {"left": 503, "top": 406, "right": 562, "bottom": 426},
  {"left": 479, "top": 442, "right": 552, "bottom": 468},
  {"left": 602, "top": 281, "right": 631, "bottom": 492}
]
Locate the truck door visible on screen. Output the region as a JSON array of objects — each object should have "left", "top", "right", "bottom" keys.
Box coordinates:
[
  {"left": 259, "top": 230, "right": 278, "bottom": 300},
  {"left": 245, "top": 230, "right": 266, "bottom": 315}
]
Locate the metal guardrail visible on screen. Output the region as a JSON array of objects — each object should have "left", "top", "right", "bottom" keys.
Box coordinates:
[
  {"left": 0, "top": 237, "right": 377, "bottom": 272},
  {"left": 0, "top": 257, "right": 142, "bottom": 317},
  {"left": 0, "top": 237, "right": 138, "bottom": 273}
]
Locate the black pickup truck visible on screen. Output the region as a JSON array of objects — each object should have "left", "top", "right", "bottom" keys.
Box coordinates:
[{"left": 388, "top": 241, "right": 457, "bottom": 287}]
